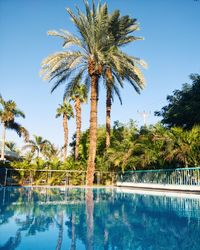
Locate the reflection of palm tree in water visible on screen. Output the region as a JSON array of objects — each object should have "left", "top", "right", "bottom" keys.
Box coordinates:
[
  {"left": 70, "top": 212, "right": 76, "bottom": 250},
  {"left": 0, "top": 231, "right": 21, "bottom": 250},
  {"left": 86, "top": 189, "right": 94, "bottom": 250},
  {"left": 54, "top": 209, "right": 77, "bottom": 250},
  {"left": 55, "top": 212, "right": 64, "bottom": 250},
  {"left": 104, "top": 229, "right": 109, "bottom": 250}
]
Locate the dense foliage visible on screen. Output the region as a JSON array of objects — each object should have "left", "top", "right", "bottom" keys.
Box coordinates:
[
  {"left": 8, "top": 121, "right": 200, "bottom": 171},
  {"left": 155, "top": 74, "right": 200, "bottom": 129},
  {"left": 74, "top": 121, "right": 200, "bottom": 171}
]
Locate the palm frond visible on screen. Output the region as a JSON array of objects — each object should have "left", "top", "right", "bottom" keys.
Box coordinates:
[
  {"left": 63, "top": 68, "right": 86, "bottom": 100},
  {"left": 6, "top": 121, "right": 29, "bottom": 142},
  {"left": 112, "top": 84, "right": 122, "bottom": 105}
]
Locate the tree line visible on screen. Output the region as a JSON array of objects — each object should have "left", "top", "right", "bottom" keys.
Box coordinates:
[{"left": 1, "top": 71, "right": 200, "bottom": 185}]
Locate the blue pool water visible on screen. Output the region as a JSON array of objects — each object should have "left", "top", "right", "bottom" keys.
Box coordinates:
[{"left": 0, "top": 187, "right": 200, "bottom": 250}]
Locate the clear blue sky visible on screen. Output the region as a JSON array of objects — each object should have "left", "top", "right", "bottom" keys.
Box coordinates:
[{"left": 0, "top": 0, "right": 200, "bottom": 149}]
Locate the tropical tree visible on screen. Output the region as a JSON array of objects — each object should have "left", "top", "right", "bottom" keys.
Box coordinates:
[
  {"left": 155, "top": 74, "right": 200, "bottom": 129},
  {"left": 105, "top": 121, "right": 139, "bottom": 171},
  {"left": 52, "top": 80, "right": 88, "bottom": 161},
  {"left": 42, "top": 143, "right": 59, "bottom": 161},
  {"left": 103, "top": 74, "right": 122, "bottom": 149},
  {"left": 23, "top": 135, "right": 51, "bottom": 159},
  {"left": 66, "top": 83, "right": 88, "bottom": 160},
  {"left": 163, "top": 127, "right": 200, "bottom": 168},
  {"left": 56, "top": 100, "right": 74, "bottom": 160},
  {"left": 102, "top": 18, "right": 146, "bottom": 148},
  {"left": 5, "top": 141, "right": 18, "bottom": 153},
  {"left": 40, "top": 2, "right": 145, "bottom": 185},
  {"left": 187, "top": 126, "right": 200, "bottom": 167},
  {"left": 0, "top": 94, "right": 29, "bottom": 161},
  {"left": 165, "top": 127, "right": 191, "bottom": 167}
]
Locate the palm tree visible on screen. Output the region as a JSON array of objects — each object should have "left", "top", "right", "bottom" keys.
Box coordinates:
[
  {"left": 66, "top": 83, "right": 88, "bottom": 160},
  {"left": 165, "top": 127, "right": 191, "bottom": 167},
  {"left": 102, "top": 9, "right": 147, "bottom": 148},
  {"left": 0, "top": 94, "right": 29, "bottom": 161},
  {"left": 187, "top": 126, "right": 200, "bottom": 167},
  {"left": 103, "top": 75, "right": 122, "bottom": 148},
  {"left": 5, "top": 141, "right": 18, "bottom": 152},
  {"left": 40, "top": 2, "right": 146, "bottom": 185},
  {"left": 42, "top": 143, "right": 59, "bottom": 161},
  {"left": 56, "top": 100, "right": 74, "bottom": 160},
  {"left": 23, "top": 135, "right": 51, "bottom": 158}
]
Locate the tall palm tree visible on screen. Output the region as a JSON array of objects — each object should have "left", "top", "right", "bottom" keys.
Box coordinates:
[
  {"left": 66, "top": 83, "right": 88, "bottom": 160},
  {"left": 23, "top": 135, "right": 51, "bottom": 158},
  {"left": 0, "top": 94, "right": 29, "bottom": 161},
  {"left": 56, "top": 100, "right": 74, "bottom": 160},
  {"left": 103, "top": 74, "right": 122, "bottom": 148},
  {"left": 40, "top": 2, "right": 146, "bottom": 185},
  {"left": 102, "top": 8, "right": 147, "bottom": 148}
]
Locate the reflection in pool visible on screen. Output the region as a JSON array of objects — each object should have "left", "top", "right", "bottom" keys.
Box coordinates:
[{"left": 0, "top": 187, "right": 200, "bottom": 250}]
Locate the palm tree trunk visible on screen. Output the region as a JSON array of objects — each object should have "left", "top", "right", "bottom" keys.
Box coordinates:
[
  {"left": 75, "top": 97, "right": 81, "bottom": 160},
  {"left": 63, "top": 114, "right": 68, "bottom": 160},
  {"left": 86, "top": 74, "right": 99, "bottom": 185},
  {"left": 106, "top": 88, "right": 111, "bottom": 149},
  {"left": 1, "top": 122, "right": 6, "bottom": 161}
]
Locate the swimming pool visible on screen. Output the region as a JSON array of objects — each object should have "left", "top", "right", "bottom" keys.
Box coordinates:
[{"left": 0, "top": 187, "right": 200, "bottom": 250}]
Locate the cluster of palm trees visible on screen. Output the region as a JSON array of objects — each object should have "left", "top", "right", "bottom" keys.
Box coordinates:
[
  {"left": 0, "top": 95, "right": 58, "bottom": 162},
  {"left": 55, "top": 83, "right": 87, "bottom": 161},
  {"left": 40, "top": 1, "right": 146, "bottom": 185}
]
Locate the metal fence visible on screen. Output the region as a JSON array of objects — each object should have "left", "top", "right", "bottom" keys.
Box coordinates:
[
  {"left": 1, "top": 167, "right": 200, "bottom": 187},
  {"left": 0, "top": 168, "right": 117, "bottom": 186},
  {"left": 118, "top": 167, "right": 200, "bottom": 186}
]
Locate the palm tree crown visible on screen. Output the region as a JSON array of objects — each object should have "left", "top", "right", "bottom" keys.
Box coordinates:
[
  {"left": 0, "top": 94, "right": 25, "bottom": 122},
  {"left": 56, "top": 101, "right": 74, "bottom": 160},
  {"left": 56, "top": 101, "right": 74, "bottom": 119},
  {"left": 23, "top": 135, "right": 51, "bottom": 158},
  {"left": 0, "top": 94, "right": 29, "bottom": 160}
]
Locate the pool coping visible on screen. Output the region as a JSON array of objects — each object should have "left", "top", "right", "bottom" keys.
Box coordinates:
[
  {"left": 1, "top": 185, "right": 115, "bottom": 189},
  {"left": 116, "top": 187, "right": 200, "bottom": 199},
  {"left": 116, "top": 182, "right": 200, "bottom": 194}
]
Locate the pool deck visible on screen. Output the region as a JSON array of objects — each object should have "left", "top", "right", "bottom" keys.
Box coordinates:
[{"left": 116, "top": 182, "right": 200, "bottom": 194}]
